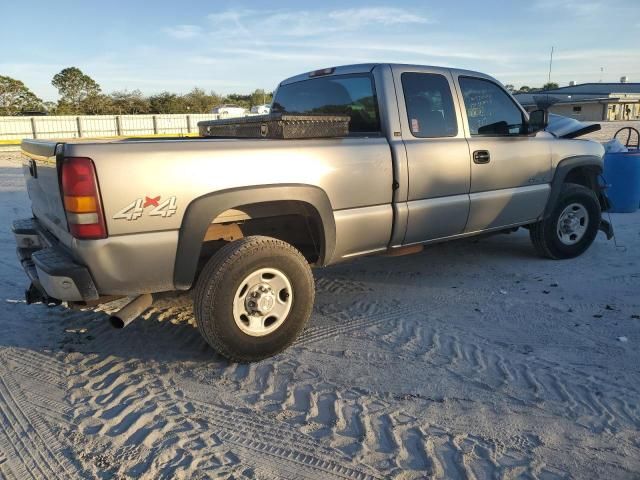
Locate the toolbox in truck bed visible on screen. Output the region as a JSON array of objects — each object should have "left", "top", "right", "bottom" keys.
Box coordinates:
[{"left": 197, "top": 113, "right": 350, "bottom": 139}]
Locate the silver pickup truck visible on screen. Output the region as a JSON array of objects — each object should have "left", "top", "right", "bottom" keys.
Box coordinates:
[{"left": 14, "top": 63, "right": 612, "bottom": 361}]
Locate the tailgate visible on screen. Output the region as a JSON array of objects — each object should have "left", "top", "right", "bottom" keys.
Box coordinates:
[{"left": 21, "top": 139, "right": 70, "bottom": 238}]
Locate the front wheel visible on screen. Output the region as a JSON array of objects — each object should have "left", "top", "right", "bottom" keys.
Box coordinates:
[
  {"left": 529, "top": 183, "right": 601, "bottom": 259},
  {"left": 194, "top": 236, "right": 314, "bottom": 362}
]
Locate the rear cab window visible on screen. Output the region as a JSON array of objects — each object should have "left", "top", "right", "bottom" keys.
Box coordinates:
[
  {"left": 401, "top": 72, "right": 458, "bottom": 138},
  {"left": 458, "top": 77, "right": 525, "bottom": 136},
  {"left": 271, "top": 74, "right": 380, "bottom": 135}
]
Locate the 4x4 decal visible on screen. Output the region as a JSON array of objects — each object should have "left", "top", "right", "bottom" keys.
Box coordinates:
[{"left": 113, "top": 196, "right": 177, "bottom": 221}]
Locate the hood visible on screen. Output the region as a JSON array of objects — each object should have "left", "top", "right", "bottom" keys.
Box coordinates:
[{"left": 546, "top": 114, "right": 601, "bottom": 139}]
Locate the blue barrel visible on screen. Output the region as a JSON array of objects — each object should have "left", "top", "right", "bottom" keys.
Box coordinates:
[{"left": 603, "top": 149, "right": 640, "bottom": 213}]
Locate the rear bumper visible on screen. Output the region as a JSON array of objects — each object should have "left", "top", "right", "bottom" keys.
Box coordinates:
[{"left": 13, "top": 218, "right": 99, "bottom": 302}]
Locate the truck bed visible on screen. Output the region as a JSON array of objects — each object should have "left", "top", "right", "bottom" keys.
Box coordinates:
[{"left": 20, "top": 135, "right": 395, "bottom": 291}]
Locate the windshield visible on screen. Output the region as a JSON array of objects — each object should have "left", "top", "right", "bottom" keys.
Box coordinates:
[{"left": 272, "top": 73, "right": 380, "bottom": 134}]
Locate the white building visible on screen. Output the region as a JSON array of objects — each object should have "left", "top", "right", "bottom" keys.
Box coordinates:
[{"left": 514, "top": 82, "right": 640, "bottom": 121}]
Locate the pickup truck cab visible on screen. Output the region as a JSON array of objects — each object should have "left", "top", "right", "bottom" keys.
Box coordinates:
[{"left": 14, "top": 63, "right": 611, "bottom": 361}]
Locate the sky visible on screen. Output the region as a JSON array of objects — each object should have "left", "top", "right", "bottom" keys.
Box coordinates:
[{"left": 2, "top": 0, "right": 639, "bottom": 101}]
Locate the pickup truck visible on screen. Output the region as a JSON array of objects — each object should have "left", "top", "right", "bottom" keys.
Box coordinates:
[{"left": 14, "top": 63, "right": 612, "bottom": 361}]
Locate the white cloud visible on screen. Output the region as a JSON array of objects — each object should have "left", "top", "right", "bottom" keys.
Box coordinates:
[
  {"left": 529, "top": 0, "right": 638, "bottom": 18},
  {"left": 327, "top": 7, "right": 430, "bottom": 27},
  {"left": 333, "top": 42, "right": 512, "bottom": 63},
  {"left": 163, "top": 24, "right": 202, "bottom": 39},
  {"left": 553, "top": 48, "right": 638, "bottom": 62},
  {"left": 207, "top": 9, "right": 260, "bottom": 25},
  {"left": 191, "top": 48, "right": 340, "bottom": 63},
  {"left": 201, "top": 7, "right": 431, "bottom": 38},
  {"left": 530, "top": 0, "right": 603, "bottom": 15}
]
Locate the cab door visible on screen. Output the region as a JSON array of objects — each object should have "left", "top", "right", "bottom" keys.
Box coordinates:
[
  {"left": 392, "top": 66, "right": 471, "bottom": 244},
  {"left": 454, "top": 74, "right": 552, "bottom": 232}
]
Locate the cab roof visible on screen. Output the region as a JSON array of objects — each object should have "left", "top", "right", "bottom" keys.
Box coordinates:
[{"left": 279, "top": 63, "right": 493, "bottom": 86}]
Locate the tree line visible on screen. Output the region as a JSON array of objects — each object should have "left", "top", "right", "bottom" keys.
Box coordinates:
[
  {"left": 0, "top": 67, "right": 273, "bottom": 116},
  {"left": 1, "top": 66, "right": 562, "bottom": 116},
  {"left": 504, "top": 83, "right": 560, "bottom": 94}
]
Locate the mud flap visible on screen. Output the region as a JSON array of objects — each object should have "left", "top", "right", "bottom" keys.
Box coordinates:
[
  {"left": 599, "top": 219, "right": 614, "bottom": 240},
  {"left": 597, "top": 184, "right": 614, "bottom": 240}
]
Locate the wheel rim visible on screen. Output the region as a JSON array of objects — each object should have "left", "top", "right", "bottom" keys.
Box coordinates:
[
  {"left": 556, "top": 203, "right": 589, "bottom": 245},
  {"left": 232, "top": 267, "right": 293, "bottom": 337}
]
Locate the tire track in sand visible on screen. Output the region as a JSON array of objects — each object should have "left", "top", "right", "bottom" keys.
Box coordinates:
[
  {"left": 299, "top": 305, "right": 640, "bottom": 433},
  {"left": 65, "top": 352, "right": 383, "bottom": 479},
  {"left": 0, "top": 355, "right": 81, "bottom": 480},
  {"left": 220, "top": 301, "right": 637, "bottom": 478}
]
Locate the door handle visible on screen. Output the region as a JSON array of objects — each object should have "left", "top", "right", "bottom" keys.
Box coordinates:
[{"left": 473, "top": 150, "right": 490, "bottom": 164}]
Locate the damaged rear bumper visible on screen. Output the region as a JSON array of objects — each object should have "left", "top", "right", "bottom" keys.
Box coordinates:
[{"left": 13, "top": 218, "right": 99, "bottom": 303}]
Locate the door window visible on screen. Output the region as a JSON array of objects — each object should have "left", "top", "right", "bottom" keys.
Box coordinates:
[
  {"left": 401, "top": 73, "right": 458, "bottom": 138},
  {"left": 459, "top": 77, "right": 525, "bottom": 135}
]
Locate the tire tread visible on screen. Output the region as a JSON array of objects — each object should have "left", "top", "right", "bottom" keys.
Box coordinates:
[
  {"left": 193, "top": 236, "right": 314, "bottom": 362},
  {"left": 529, "top": 183, "right": 600, "bottom": 260}
]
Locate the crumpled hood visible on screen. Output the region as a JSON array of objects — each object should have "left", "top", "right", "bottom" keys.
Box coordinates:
[{"left": 546, "top": 114, "right": 602, "bottom": 139}]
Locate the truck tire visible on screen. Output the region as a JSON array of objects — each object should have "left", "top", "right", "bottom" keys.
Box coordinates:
[
  {"left": 194, "top": 235, "right": 314, "bottom": 362},
  {"left": 529, "top": 183, "right": 601, "bottom": 259}
]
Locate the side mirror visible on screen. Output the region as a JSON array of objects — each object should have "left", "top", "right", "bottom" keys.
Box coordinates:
[{"left": 528, "top": 109, "right": 548, "bottom": 133}]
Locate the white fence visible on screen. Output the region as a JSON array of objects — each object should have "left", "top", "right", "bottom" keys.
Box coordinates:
[{"left": 0, "top": 113, "right": 233, "bottom": 141}]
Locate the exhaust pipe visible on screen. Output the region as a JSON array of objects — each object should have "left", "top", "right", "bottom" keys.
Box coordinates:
[{"left": 109, "top": 294, "right": 153, "bottom": 329}]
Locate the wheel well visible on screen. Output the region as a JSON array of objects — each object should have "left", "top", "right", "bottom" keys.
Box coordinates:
[
  {"left": 563, "top": 166, "right": 599, "bottom": 190},
  {"left": 562, "top": 165, "right": 608, "bottom": 211},
  {"left": 197, "top": 201, "right": 323, "bottom": 279}
]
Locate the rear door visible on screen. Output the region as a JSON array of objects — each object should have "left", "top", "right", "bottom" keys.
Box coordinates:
[
  {"left": 392, "top": 66, "right": 471, "bottom": 244},
  {"left": 454, "top": 75, "right": 552, "bottom": 232}
]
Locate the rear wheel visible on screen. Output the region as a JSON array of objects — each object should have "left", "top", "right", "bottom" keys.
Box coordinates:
[
  {"left": 194, "top": 236, "right": 314, "bottom": 362},
  {"left": 529, "top": 183, "right": 600, "bottom": 259}
]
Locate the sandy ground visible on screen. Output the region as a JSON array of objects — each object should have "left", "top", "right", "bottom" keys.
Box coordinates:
[
  {"left": 582, "top": 121, "right": 640, "bottom": 143},
  {"left": 0, "top": 151, "right": 639, "bottom": 479}
]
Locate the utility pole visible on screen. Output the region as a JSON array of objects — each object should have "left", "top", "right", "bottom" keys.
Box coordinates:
[{"left": 548, "top": 46, "right": 554, "bottom": 85}]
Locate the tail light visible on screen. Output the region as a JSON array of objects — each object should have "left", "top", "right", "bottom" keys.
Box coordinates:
[{"left": 61, "top": 157, "right": 107, "bottom": 239}]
